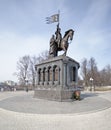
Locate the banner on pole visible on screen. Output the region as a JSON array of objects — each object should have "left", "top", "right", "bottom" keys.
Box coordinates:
[{"left": 46, "top": 14, "right": 59, "bottom": 24}]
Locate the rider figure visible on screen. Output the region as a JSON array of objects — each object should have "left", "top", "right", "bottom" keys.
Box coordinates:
[{"left": 55, "top": 24, "right": 62, "bottom": 48}]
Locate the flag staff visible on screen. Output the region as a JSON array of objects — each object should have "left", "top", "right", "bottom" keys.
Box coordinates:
[
  {"left": 58, "top": 10, "right": 60, "bottom": 26},
  {"left": 56, "top": 10, "right": 60, "bottom": 33}
]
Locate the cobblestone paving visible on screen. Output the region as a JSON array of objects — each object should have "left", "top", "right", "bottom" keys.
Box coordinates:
[
  {"left": 0, "top": 91, "right": 111, "bottom": 130},
  {"left": 0, "top": 92, "right": 111, "bottom": 114}
]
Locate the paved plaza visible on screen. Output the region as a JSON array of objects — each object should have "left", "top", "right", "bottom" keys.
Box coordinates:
[{"left": 0, "top": 90, "right": 111, "bottom": 130}]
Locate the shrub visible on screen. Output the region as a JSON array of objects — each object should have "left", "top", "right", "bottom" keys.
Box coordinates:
[{"left": 71, "top": 90, "right": 81, "bottom": 100}]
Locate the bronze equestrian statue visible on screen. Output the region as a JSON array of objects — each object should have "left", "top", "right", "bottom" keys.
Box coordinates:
[{"left": 49, "top": 24, "right": 74, "bottom": 57}]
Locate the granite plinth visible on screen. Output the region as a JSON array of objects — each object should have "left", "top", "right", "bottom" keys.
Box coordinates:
[{"left": 34, "top": 56, "right": 80, "bottom": 101}]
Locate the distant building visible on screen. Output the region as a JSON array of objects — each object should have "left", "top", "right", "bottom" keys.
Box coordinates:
[
  {"left": 0, "top": 80, "right": 17, "bottom": 91},
  {"left": 5, "top": 80, "right": 16, "bottom": 86}
]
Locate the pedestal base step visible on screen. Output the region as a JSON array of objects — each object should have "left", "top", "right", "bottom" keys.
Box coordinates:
[{"left": 34, "top": 89, "right": 73, "bottom": 102}]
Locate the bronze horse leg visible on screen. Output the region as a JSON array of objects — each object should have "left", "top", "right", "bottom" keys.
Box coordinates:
[{"left": 62, "top": 41, "right": 68, "bottom": 56}]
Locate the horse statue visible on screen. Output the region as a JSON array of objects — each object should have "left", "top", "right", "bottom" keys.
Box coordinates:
[
  {"left": 57, "top": 29, "right": 74, "bottom": 56},
  {"left": 49, "top": 29, "right": 74, "bottom": 57}
]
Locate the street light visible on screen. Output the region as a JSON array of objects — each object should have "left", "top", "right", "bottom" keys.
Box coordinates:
[
  {"left": 25, "top": 78, "right": 28, "bottom": 92},
  {"left": 90, "top": 77, "right": 94, "bottom": 91}
]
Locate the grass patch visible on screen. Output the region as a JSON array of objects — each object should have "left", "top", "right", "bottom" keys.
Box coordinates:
[{"left": 95, "top": 87, "right": 111, "bottom": 91}]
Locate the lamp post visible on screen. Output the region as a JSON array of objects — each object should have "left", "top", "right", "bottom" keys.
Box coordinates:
[
  {"left": 25, "top": 78, "right": 28, "bottom": 92},
  {"left": 90, "top": 77, "right": 94, "bottom": 91}
]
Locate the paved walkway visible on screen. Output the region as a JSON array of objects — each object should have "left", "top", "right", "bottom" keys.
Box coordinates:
[{"left": 0, "top": 91, "right": 111, "bottom": 130}]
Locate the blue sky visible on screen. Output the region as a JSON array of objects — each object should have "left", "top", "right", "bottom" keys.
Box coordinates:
[{"left": 0, "top": 0, "right": 111, "bottom": 82}]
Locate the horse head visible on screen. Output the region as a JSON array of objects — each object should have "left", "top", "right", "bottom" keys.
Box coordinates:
[
  {"left": 69, "top": 29, "right": 74, "bottom": 41},
  {"left": 63, "top": 29, "right": 74, "bottom": 41}
]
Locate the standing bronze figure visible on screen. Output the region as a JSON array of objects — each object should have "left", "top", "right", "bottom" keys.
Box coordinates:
[{"left": 49, "top": 35, "right": 57, "bottom": 57}]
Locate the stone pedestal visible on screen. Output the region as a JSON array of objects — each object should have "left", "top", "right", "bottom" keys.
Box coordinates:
[{"left": 34, "top": 55, "right": 80, "bottom": 101}]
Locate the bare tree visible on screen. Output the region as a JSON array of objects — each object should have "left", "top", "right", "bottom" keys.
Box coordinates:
[
  {"left": 105, "top": 65, "right": 111, "bottom": 85},
  {"left": 100, "top": 65, "right": 111, "bottom": 86},
  {"left": 80, "top": 58, "right": 89, "bottom": 86},
  {"left": 38, "top": 50, "right": 49, "bottom": 62},
  {"left": 15, "top": 50, "right": 49, "bottom": 87},
  {"left": 16, "top": 55, "right": 31, "bottom": 85},
  {"left": 88, "top": 57, "right": 99, "bottom": 86},
  {"left": 80, "top": 57, "right": 99, "bottom": 87},
  {"left": 99, "top": 69, "right": 107, "bottom": 86},
  {"left": 29, "top": 56, "right": 38, "bottom": 88}
]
